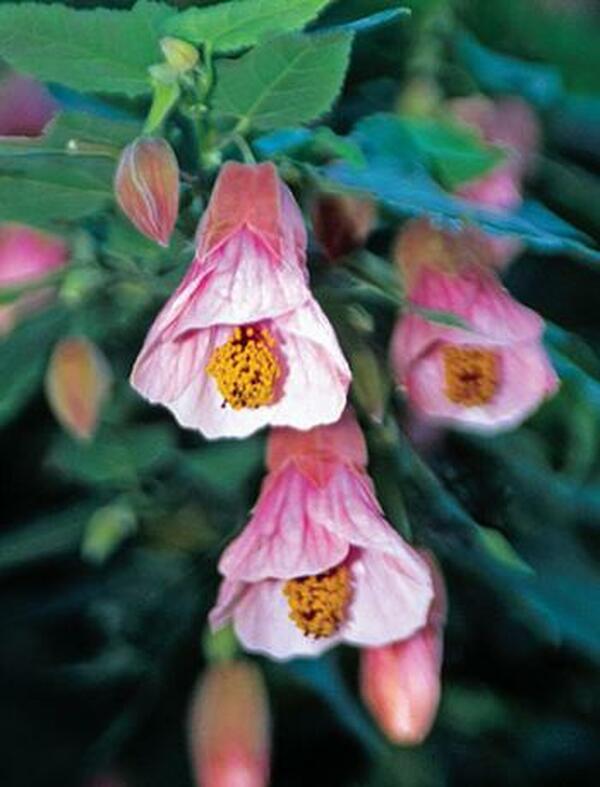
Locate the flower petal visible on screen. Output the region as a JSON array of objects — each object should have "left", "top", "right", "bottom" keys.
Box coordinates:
[
  {"left": 208, "top": 577, "right": 248, "bottom": 631},
  {"left": 232, "top": 579, "right": 342, "bottom": 661},
  {"left": 218, "top": 465, "right": 349, "bottom": 582},
  {"left": 406, "top": 339, "right": 559, "bottom": 433},
  {"left": 342, "top": 549, "right": 433, "bottom": 647}
]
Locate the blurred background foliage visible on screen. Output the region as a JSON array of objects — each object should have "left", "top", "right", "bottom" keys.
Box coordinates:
[{"left": 0, "top": 0, "right": 599, "bottom": 785}]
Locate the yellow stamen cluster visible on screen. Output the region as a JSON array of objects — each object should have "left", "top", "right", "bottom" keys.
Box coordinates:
[
  {"left": 443, "top": 345, "right": 499, "bottom": 406},
  {"left": 283, "top": 565, "right": 352, "bottom": 639},
  {"left": 206, "top": 326, "right": 281, "bottom": 410}
]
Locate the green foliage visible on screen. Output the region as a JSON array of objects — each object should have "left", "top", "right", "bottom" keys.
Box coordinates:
[
  {"left": 0, "top": 1, "right": 173, "bottom": 96},
  {"left": 164, "top": 0, "right": 333, "bottom": 52},
  {"left": 213, "top": 31, "right": 353, "bottom": 130}
]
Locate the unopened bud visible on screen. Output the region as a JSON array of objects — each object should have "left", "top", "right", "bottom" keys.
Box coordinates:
[
  {"left": 114, "top": 137, "right": 179, "bottom": 246},
  {"left": 360, "top": 551, "right": 446, "bottom": 745},
  {"left": 312, "top": 193, "right": 376, "bottom": 260},
  {"left": 188, "top": 660, "right": 270, "bottom": 787},
  {"left": 45, "top": 337, "right": 112, "bottom": 440},
  {"left": 160, "top": 37, "right": 199, "bottom": 73}
]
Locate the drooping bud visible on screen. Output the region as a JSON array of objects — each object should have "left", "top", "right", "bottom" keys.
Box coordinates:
[
  {"left": 160, "top": 37, "right": 199, "bottom": 73},
  {"left": 188, "top": 660, "right": 270, "bottom": 787},
  {"left": 312, "top": 193, "right": 376, "bottom": 260},
  {"left": 114, "top": 137, "right": 179, "bottom": 246},
  {"left": 45, "top": 337, "right": 112, "bottom": 440},
  {"left": 360, "top": 552, "right": 446, "bottom": 745}
]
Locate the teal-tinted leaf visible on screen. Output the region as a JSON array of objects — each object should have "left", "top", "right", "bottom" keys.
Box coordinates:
[
  {"left": 48, "top": 424, "right": 177, "bottom": 488},
  {"left": 213, "top": 31, "right": 353, "bottom": 131},
  {"left": 256, "top": 126, "right": 365, "bottom": 165},
  {"left": 401, "top": 116, "right": 506, "bottom": 189},
  {"left": 0, "top": 1, "right": 174, "bottom": 97},
  {"left": 164, "top": 0, "right": 332, "bottom": 52},
  {"left": 456, "top": 31, "right": 564, "bottom": 108},
  {"left": 319, "top": 6, "right": 411, "bottom": 34},
  {"left": 323, "top": 114, "right": 600, "bottom": 261},
  {"left": 0, "top": 306, "right": 68, "bottom": 427},
  {"left": 410, "top": 305, "right": 473, "bottom": 331}
]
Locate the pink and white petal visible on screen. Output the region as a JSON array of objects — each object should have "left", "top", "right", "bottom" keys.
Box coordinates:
[
  {"left": 218, "top": 465, "right": 349, "bottom": 582},
  {"left": 308, "top": 466, "right": 413, "bottom": 558},
  {"left": 208, "top": 578, "right": 249, "bottom": 631},
  {"left": 264, "top": 298, "right": 351, "bottom": 431},
  {"left": 410, "top": 267, "right": 543, "bottom": 345},
  {"left": 390, "top": 314, "right": 442, "bottom": 383},
  {"left": 233, "top": 579, "right": 342, "bottom": 660},
  {"left": 171, "top": 229, "right": 310, "bottom": 333},
  {"left": 406, "top": 340, "right": 558, "bottom": 433},
  {"left": 130, "top": 326, "right": 215, "bottom": 406},
  {"left": 343, "top": 550, "right": 433, "bottom": 647}
]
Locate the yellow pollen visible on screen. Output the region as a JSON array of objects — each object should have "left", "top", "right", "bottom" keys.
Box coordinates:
[
  {"left": 283, "top": 565, "right": 352, "bottom": 639},
  {"left": 206, "top": 325, "right": 281, "bottom": 410},
  {"left": 443, "top": 345, "right": 499, "bottom": 406}
]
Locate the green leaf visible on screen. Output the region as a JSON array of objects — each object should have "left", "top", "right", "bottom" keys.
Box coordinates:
[
  {"left": 180, "top": 436, "right": 264, "bottom": 498},
  {"left": 410, "top": 305, "right": 474, "bottom": 331},
  {"left": 213, "top": 31, "right": 353, "bottom": 131},
  {"left": 48, "top": 424, "right": 177, "bottom": 488},
  {"left": 0, "top": 1, "right": 174, "bottom": 97},
  {"left": 164, "top": 0, "right": 332, "bottom": 52},
  {"left": 401, "top": 116, "right": 506, "bottom": 189},
  {"left": 0, "top": 306, "right": 68, "bottom": 427}
]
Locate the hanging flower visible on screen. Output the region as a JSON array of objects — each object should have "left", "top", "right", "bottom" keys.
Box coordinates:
[
  {"left": 188, "top": 660, "right": 270, "bottom": 787},
  {"left": 360, "top": 551, "right": 446, "bottom": 745},
  {"left": 131, "top": 162, "right": 350, "bottom": 439},
  {"left": 209, "top": 410, "right": 433, "bottom": 660},
  {"left": 390, "top": 248, "right": 559, "bottom": 433}
]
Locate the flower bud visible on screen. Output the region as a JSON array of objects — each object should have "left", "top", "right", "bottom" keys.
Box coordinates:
[
  {"left": 114, "top": 137, "right": 179, "bottom": 246},
  {"left": 45, "top": 337, "right": 112, "bottom": 440},
  {"left": 311, "top": 193, "right": 375, "bottom": 260},
  {"left": 360, "top": 552, "right": 446, "bottom": 745},
  {"left": 160, "top": 37, "right": 199, "bottom": 73},
  {"left": 0, "top": 71, "right": 58, "bottom": 137},
  {"left": 188, "top": 660, "right": 270, "bottom": 787}
]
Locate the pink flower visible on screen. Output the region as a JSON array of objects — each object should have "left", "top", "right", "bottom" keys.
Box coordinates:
[
  {"left": 188, "top": 660, "right": 270, "bottom": 787},
  {"left": 209, "top": 410, "right": 434, "bottom": 660},
  {"left": 131, "top": 162, "right": 350, "bottom": 439},
  {"left": 390, "top": 255, "right": 559, "bottom": 433},
  {"left": 0, "top": 72, "right": 58, "bottom": 137},
  {"left": 360, "top": 551, "right": 446, "bottom": 745},
  {"left": 311, "top": 193, "right": 376, "bottom": 261},
  {"left": 0, "top": 223, "right": 69, "bottom": 334}
]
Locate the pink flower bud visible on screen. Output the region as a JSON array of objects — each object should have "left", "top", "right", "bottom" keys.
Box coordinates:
[
  {"left": 0, "top": 223, "right": 69, "bottom": 334},
  {"left": 0, "top": 72, "right": 58, "bottom": 137},
  {"left": 188, "top": 660, "right": 270, "bottom": 787},
  {"left": 360, "top": 552, "right": 446, "bottom": 745},
  {"left": 45, "top": 338, "right": 112, "bottom": 440},
  {"left": 114, "top": 137, "right": 179, "bottom": 246},
  {"left": 311, "top": 193, "right": 376, "bottom": 260}
]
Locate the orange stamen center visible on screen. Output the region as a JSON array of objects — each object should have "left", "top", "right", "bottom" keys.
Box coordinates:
[
  {"left": 443, "top": 345, "right": 499, "bottom": 406},
  {"left": 206, "top": 325, "right": 280, "bottom": 410},
  {"left": 283, "top": 566, "right": 352, "bottom": 639}
]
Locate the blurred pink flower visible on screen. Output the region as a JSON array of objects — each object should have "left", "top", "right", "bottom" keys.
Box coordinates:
[
  {"left": 361, "top": 551, "right": 446, "bottom": 745},
  {"left": 0, "top": 72, "right": 58, "bottom": 137},
  {"left": 311, "top": 192, "right": 376, "bottom": 260},
  {"left": 114, "top": 136, "right": 180, "bottom": 246},
  {"left": 0, "top": 223, "right": 68, "bottom": 334},
  {"left": 188, "top": 660, "right": 270, "bottom": 787},
  {"left": 449, "top": 96, "right": 541, "bottom": 268},
  {"left": 131, "top": 162, "right": 350, "bottom": 439},
  {"left": 390, "top": 257, "right": 558, "bottom": 433},
  {"left": 210, "top": 410, "right": 433, "bottom": 660}
]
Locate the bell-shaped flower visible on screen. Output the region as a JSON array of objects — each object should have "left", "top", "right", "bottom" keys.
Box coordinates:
[
  {"left": 390, "top": 249, "right": 558, "bottom": 433},
  {"left": 209, "top": 410, "right": 433, "bottom": 660},
  {"left": 131, "top": 162, "right": 350, "bottom": 439},
  {"left": 360, "top": 551, "right": 446, "bottom": 745}
]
